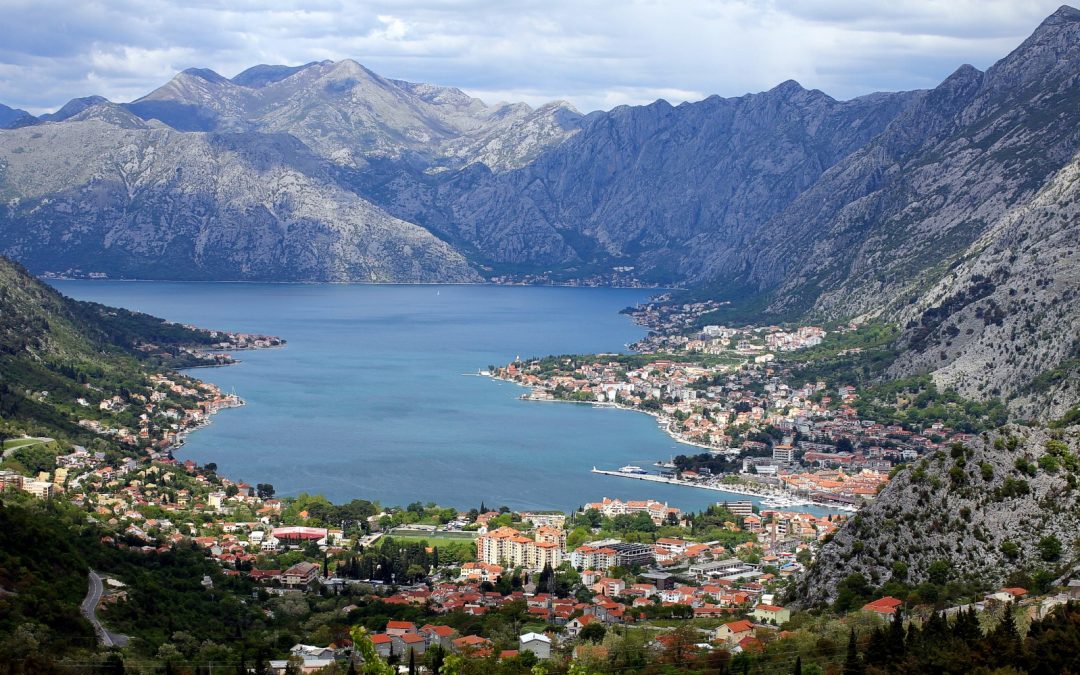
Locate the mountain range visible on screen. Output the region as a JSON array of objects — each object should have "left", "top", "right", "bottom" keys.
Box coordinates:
[{"left": 1, "top": 6, "right": 1078, "bottom": 416}]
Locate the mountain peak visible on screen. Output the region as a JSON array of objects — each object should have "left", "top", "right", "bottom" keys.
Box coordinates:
[
  {"left": 179, "top": 67, "right": 228, "bottom": 84},
  {"left": 39, "top": 95, "right": 109, "bottom": 123},
  {"left": 231, "top": 62, "right": 324, "bottom": 88},
  {"left": 769, "top": 79, "right": 807, "bottom": 96},
  {"left": 1047, "top": 4, "right": 1080, "bottom": 22}
]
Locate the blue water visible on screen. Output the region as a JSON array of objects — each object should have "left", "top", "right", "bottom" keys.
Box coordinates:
[{"left": 52, "top": 281, "right": 793, "bottom": 514}]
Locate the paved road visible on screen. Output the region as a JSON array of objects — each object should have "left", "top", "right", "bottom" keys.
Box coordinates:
[{"left": 81, "top": 570, "right": 129, "bottom": 648}]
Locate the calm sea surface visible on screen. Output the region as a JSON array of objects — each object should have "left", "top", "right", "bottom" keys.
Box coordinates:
[{"left": 52, "top": 281, "right": 802, "bottom": 514}]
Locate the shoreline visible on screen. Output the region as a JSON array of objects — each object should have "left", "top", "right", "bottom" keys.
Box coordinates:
[
  {"left": 488, "top": 372, "right": 716, "bottom": 452},
  {"left": 45, "top": 276, "right": 681, "bottom": 292}
]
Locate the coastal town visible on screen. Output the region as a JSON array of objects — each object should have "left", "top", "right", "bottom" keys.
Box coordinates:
[
  {"left": 0, "top": 292, "right": 1072, "bottom": 673},
  {"left": 489, "top": 320, "right": 995, "bottom": 513}
]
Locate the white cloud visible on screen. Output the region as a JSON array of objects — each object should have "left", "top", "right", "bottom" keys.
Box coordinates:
[{"left": 0, "top": 0, "right": 1068, "bottom": 114}]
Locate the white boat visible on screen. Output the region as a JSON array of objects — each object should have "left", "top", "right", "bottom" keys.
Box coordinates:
[{"left": 618, "top": 465, "right": 648, "bottom": 474}]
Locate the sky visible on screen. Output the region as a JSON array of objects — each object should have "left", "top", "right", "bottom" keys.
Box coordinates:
[{"left": 0, "top": 0, "right": 1069, "bottom": 115}]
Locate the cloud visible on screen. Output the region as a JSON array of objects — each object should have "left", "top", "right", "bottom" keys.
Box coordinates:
[{"left": 0, "top": 0, "right": 1067, "bottom": 114}]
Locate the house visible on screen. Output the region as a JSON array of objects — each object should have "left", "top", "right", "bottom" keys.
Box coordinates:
[
  {"left": 987, "top": 587, "right": 1028, "bottom": 603},
  {"left": 862, "top": 596, "right": 903, "bottom": 616},
  {"left": 751, "top": 604, "right": 791, "bottom": 625},
  {"left": 396, "top": 632, "right": 426, "bottom": 656},
  {"left": 519, "top": 632, "right": 552, "bottom": 659},
  {"left": 452, "top": 635, "right": 493, "bottom": 657},
  {"left": 386, "top": 620, "right": 417, "bottom": 636},
  {"left": 566, "top": 615, "right": 597, "bottom": 637},
  {"left": 370, "top": 633, "right": 393, "bottom": 659},
  {"left": 282, "top": 561, "right": 319, "bottom": 587},
  {"left": 715, "top": 619, "right": 755, "bottom": 645},
  {"left": 420, "top": 624, "right": 457, "bottom": 649},
  {"left": 592, "top": 577, "right": 627, "bottom": 597}
]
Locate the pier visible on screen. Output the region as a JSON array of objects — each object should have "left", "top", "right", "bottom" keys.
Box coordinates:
[{"left": 590, "top": 468, "right": 858, "bottom": 512}]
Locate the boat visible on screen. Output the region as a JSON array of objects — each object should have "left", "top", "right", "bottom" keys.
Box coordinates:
[
  {"left": 654, "top": 457, "right": 676, "bottom": 469},
  {"left": 618, "top": 465, "right": 648, "bottom": 474}
]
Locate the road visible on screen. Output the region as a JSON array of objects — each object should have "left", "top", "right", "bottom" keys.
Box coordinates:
[{"left": 80, "top": 570, "right": 129, "bottom": 648}]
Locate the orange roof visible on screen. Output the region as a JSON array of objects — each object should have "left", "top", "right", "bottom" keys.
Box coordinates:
[{"left": 722, "top": 620, "right": 754, "bottom": 633}]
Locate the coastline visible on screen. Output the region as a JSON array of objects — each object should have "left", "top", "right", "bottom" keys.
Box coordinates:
[
  {"left": 46, "top": 276, "right": 679, "bottom": 292},
  {"left": 487, "top": 372, "right": 715, "bottom": 452}
]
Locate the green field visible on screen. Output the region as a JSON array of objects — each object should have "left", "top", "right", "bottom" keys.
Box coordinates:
[{"left": 2, "top": 437, "right": 50, "bottom": 451}]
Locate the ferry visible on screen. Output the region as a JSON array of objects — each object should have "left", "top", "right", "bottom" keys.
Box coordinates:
[{"left": 618, "top": 465, "right": 648, "bottom": 474}]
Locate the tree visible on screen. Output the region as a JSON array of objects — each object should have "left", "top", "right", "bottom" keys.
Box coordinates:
[
  {"left": 794, "top": 655, "right": 802, "bottom": 675},
  {"left": 843, "top": 629, "right": 863, "bottom": 675},
  {"left": 1038, "top": 535, "right": 1062, "bottom": 561},
  {"left": 256, "top": 483, "right": 275, "bottom": 499},
  {"left": 579, "top": 622, "right": 606, "bottom": 643}
]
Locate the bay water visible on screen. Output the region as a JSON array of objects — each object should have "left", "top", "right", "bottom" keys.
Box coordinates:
[{"left": 53, "top": 281, "right": 784, "bottom": 514}]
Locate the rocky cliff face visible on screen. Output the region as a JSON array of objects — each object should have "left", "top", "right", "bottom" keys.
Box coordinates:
[
  {"left": 362, "top": 84, "right": 918, "bottom": 274},
  {"left": 888, "top": 152, "right": 1080, "bottom": 420},
  {"left": 747, "top": 6, "right": 1080, "bottom": 321},
  {"left": 0, "top": 114, "right": 478, "bottom": 282},
  {"left": 796, "top": 425, "right": 1080, "bottom": 607}
]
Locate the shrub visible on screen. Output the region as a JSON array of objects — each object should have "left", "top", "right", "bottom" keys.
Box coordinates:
[{"left": 1037, "top": 536, "right": 1062, "bottom": 562}]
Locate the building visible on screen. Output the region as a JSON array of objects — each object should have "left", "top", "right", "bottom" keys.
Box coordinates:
[
  {"left": 862, "top": 596, "right": 903, "bottom": 616},
  {"left": 477, "top": 526, "right": 566, "bottom": 572},
  {"left": 282, "top": 561, "right": 320, "bottom": 587},
  {"left": 0, "top": 470, "right": 25, "bottom": 492},
  {"left": 271, "top": 526, "right": 329, "bottom": 547},
  {"left": 689, "top": 558, "right": 756, "bottom": 581},
  {"left": 772, "top": 444, "right": 796, "bottom": 463},
  {"left": 519, "top": 512, "right": 567, "bottom": 528},
  {"left": 519, "top": 633, "right": 552, "bottom": 659},
  {"left": 582, "top": 497, "right": 681, "bottom": 525},
  {"left": 715, "top": 620, "right": 755, "bottom": 645},
  {"left": 23, "top": 480, "right": 55, "bottom": 499},
  {"left": 609, "top": 542, "right": 654, "bottom": 568},
  {"left": 718, "top": 500, "right": 754, "bottom": 516},
  {"left": 571, "top": 544, "right": 618, "bottom": 570},
  {"left": 751, "top": 604, "right": 791, "bottom": 625}
]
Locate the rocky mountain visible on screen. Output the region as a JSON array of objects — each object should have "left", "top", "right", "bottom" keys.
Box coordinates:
[
  {"left": 795, "top": 424, "right": 1080, "bottom": 607},
  {"left": 0, "top": 7, "right": 1077, "bottom": 415},
  {"left": 888, "top": 151, "right": 1080, "bottom": 420},
  {"left": 123, "top": 60, "right": 583, "bottom": 170},
  {"left": 0, "top": 112, "right": 478, "bottom": 282},
  {"left": 0, "top": 102, "right": 34, "bottom": 129},
  {"left": 371, "top": 83, "right": 918, "bottom": 276}
]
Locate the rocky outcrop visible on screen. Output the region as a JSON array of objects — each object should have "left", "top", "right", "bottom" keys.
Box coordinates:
[{"left": 796, "top": 425, "right": 1080, "bottom": 607}]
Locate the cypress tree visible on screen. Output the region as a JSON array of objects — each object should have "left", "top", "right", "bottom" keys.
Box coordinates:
[
  {"left": 888, "top": 607, "right": 907, "bottom": 660},
  {"left": 794, "top": 654, "right": 802, "bottom": 675},
  {"left": 843, "top": 628, "right": 864, "bottom": 675}
]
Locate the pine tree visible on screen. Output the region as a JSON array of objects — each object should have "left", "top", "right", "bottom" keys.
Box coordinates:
[{"left": 991, "top": 603, "right": 1023, "bottom": 667}]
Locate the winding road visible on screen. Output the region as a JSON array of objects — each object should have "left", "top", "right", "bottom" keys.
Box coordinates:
[{"left": 80, "top": 570, "right": 129, "bottom": 648}]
